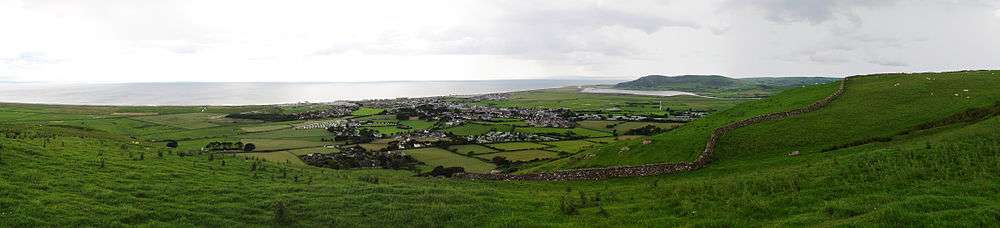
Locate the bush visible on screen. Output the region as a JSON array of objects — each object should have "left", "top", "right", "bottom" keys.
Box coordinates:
[
  {"left": 425, "top": 166, "right": 465, "bottom": 177},
  {"left": 165, "top": 140, "right": 178, "bottom": 148},
  {"left": 243, "top": 143, "right": 256, "bottom": 152}
]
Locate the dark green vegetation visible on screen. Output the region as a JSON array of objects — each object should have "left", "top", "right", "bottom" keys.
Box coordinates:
[
  {"left": 3, "top": 71, "right": 1000, "bottom": 226},
  {"left": 614, "top": 75, "right": 839, "bottom": 98},
  {"left": 476, "top": 87, "right": 742, "bottom": 115}
]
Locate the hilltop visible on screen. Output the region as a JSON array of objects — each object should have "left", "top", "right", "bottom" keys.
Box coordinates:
[{"left": 614, "top": 75, "right": 839, "bottom": 98}]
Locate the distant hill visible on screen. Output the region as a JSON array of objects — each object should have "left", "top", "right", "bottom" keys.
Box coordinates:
[{"left": 613, "top": 75, "right": 840, "bottom": 98}]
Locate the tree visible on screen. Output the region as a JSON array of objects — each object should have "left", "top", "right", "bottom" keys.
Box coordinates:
[
  {"left": 165, "top": 140, "right": 178, "bottom": 148},
  {"left": 243, "top": 143, "right": 256, "bottom": 152}
]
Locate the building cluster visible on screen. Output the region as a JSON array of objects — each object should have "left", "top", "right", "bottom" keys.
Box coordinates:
[
  {"left": 299, "top": 146, "right": 419, "bottom": 170},
  {"left": 464, "top": 131, "right": 558, "bottom": 144},
  {"left": 297, "top": 119, "right": 348, "bottom": 130}
]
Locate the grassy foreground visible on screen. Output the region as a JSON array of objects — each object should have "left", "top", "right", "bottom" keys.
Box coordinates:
[{"left": 2, "top": 71, "right": 1000, "bottom": 226}]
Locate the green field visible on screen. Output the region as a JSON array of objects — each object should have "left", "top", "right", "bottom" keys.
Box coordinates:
[
  {"left": 364, "top": 120, "right": 435, "bottom": 135},
  {"left": 284, "top": 147, "right": 339, "bottom": 156},
  {"left": 486, "top": 142, "right": 551, "bottom": 151},
  {"left": 476, "top": 150, "right": 560, "bottom": 162},
  {"left": 514, "top": 127, "right": 612, "bottom": 138},
  {"left": 612, "top": 122, "right": 682, "bottom": 133},
  {"left": 4, "top": 71, "right": 1000, "bottom": 226},
  {"left": 402, "top": 148, "right": 495, "bottom": 173},
  {"left": 476, "top": 87, "right": 744, "bottom": 115},
  {"left": 538, "top": 82, "right": 843, "bottom": 170},
  {"left": 576, "top": 120, "right": 622, "bottom": 131},
  {"left": 240, "top": 124, "right": 292, "bottom": 133},
  {"left": 443, "top": 123, "right": 497, "bottom": 136},
  {"left": 351, "top": 107, "right": 385, "bottom": 117},
  {"left": 541, "top": 140, "right": 599, "bottom": 154},
  {"left": 240, "top": 151, "right": 308, "bottom": 167},
  {"left": 447, "top": 144, "right": 498, "bottom": 155},
  {"left": 133, "top": 113, "right": 226, "bottom": 129},
  {"left": 241, "top": 128, "right": 332, "bottom": 141},
  {"left": 239, "top": 138, "right": 331, "bottom": 151}
]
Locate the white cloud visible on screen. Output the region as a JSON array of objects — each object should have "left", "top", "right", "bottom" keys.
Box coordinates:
[{"left": 1, "top": 0, "right": 998, "bottom": 82}]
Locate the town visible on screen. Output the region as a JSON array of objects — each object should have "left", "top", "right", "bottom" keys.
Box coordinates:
[{"left": 223, "top": 92, "right": 708, "bottom": 175}]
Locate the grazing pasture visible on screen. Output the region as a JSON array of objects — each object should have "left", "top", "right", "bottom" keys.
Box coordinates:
[
  {"left": 612, "top": 122, "right": 682, "bottom": 133},
  {"left": 447, "top": 144, "right": 498, "bottom": 155},
  {"left": 515, "top": 127, "right": 612, "bottom": 138},
  {"left": 443, "top": 123, "right": 496, "bottom": 136},
  {"left": 486, "top": 142, "right": 551, "bottom": 151},
  {"left": 284, "top": 147, "right": 338, "bottom": 156},
  {"left": 476, "top": 150, "right": 560, "bottom": 162},
  {"left": 542, "top": 140, "right": 599, "bottom": 154},
  {"left": 239, "top": 151, "right": 308, "bottom": 167},
  {"left": 403, "top": 148, "right": 495, "bottom": 173},
  {"left": 577, "top": 120, "right": 622, "bottom": 131},
  {"left": 4, "top": 71, "right": 1000, "bottom": 227},
  {"left": 133, "top": 113, "right": 225, "bottom": 129},
  {"left": 351, "top": 107, "right": 385, "bottom": 116},
  {"left": 476, "top": 87, "right": 743, "bottom": 114},
  {"left": 240, "top": 128, "right": 331, "bottom": 141},
  {"left": 239, "top": 139, "right": 330, "bottom": 151},
  {"left": 240, "top": 124, "right": 292, "bottom": 133}
]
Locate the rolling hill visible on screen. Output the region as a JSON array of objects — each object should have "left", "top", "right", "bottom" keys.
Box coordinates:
[
  {"left": 613, "top": 75, "right": 840, "bottom": 98},
  {"left": 539, "top": 70, "right": 1000, "bottom": 171},
  {"left": 2, "top": 70, "right": 1000, "bottom": 226}
]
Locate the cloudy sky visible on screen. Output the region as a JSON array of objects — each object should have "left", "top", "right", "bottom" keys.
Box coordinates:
[{"left": 1, "top": 0, "right": 998, "bottom": 82}]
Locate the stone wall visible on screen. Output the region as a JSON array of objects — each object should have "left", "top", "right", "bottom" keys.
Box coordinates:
[{"left": 457, "top": 78, "right": 849, "bottom": 181}]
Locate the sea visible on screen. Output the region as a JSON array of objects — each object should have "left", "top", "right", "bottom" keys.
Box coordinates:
[{"left": 0, "top": 80, "right": 625, "bottom": 106}]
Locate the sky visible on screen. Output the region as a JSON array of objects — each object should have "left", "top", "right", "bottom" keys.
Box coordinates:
[{"left": 1, "top": 0, "right": 999, "bottom": 82}]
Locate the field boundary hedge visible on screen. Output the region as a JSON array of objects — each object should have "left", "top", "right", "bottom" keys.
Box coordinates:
[{"left": 457, "top": 77, "right": 848, "bottom": 181}]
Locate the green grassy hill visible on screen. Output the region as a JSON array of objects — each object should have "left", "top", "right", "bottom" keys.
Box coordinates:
[
  {"left": 614, "top": 75, "right": 839, "bottom": 98},
  {"left": 536, "top": 71, "right": 1000, "bottom": 171},
  {"left": 2, "top": 71, "right": 1000, "bottom": 226},
  {"left": 528, "top": 81, "right": 841, "bottom": 171}
]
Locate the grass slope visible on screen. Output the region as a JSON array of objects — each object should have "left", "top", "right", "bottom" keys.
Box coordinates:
[
  {"left": 536, "top": 81, "right": 841, "bottom": 170},
  {"left": 3, "top": 71, "right": 1000, "bottom": 227}
]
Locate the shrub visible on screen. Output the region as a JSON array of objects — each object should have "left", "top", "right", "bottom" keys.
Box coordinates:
[
  {"left": 243, "top": 143, "right": 256, "bottom": 152},
  {"left": 624, "top": 125, "right": 668, "bottom": 136},
  {"left": 425, "top": 166, "right": 465, "bottom": 177},
  {"left": 165, "top": 140, "right": 178, "bottom": 148}
]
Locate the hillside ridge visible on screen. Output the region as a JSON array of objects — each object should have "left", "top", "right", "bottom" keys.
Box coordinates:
[{"left": 458, "top": 77, "right": 848, "bottom": 180}]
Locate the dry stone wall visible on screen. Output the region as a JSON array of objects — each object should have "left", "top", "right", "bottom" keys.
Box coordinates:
[{"left": 457, "top": 78, "right": 849, "bottom": 181}]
